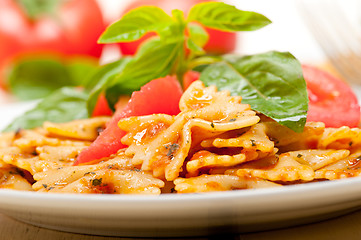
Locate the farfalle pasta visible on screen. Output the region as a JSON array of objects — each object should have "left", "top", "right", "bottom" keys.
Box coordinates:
[{"left": 1, "top": 81, "right": 361, "bottom": 194}]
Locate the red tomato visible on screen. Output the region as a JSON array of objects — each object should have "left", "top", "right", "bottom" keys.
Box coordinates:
[
  {"left": 0, "top": 0, "right": 105, "bottom": 86},
  {"left": 74, "top": 76, "right": 183, "bottom": 165},
  {"left": 116, "top": 0, "right": 237, "bottom": 55},
  {"left": 303, "top": 65, "right": 360, "bottom": 127},
  {"left": 183, "top": 71, "right": 200, "bottom": 90},
  {"left": 91, "top": 93, "right": 113, "bottom": 117}
]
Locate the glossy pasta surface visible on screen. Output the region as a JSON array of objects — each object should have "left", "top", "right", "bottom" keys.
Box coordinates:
[{"left": 1, "top": 81, "right": 361, "bottom": 194}]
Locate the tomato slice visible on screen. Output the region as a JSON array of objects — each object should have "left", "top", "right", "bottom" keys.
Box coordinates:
[
  {"left": 74, "top": 76, "right": 183, "bottom": 165},
  {"left": 303, "top": 64, "right": 360, "bottom": 127},
  {"left": 183, "top": 71, "right": 200, "bottom": 90},
  {"left": 91, "top": 93, "right": 113, "bottom": 117}
]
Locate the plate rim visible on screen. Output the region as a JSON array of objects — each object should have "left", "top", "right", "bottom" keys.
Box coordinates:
[{"left": 0, "top": 175, "right": 360, "bottom": 203}]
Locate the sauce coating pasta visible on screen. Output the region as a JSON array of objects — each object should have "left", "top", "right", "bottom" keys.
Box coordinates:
[{"left": 1, "top": 81, "right": 361, "bottom": 194}]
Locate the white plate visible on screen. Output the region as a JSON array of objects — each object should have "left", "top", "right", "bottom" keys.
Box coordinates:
[
  {"left": 1, "top": 180, "right": 361, "bottom": 237},
  {"left": 1, "top": 102, "right": 361, "bottom": 237}
]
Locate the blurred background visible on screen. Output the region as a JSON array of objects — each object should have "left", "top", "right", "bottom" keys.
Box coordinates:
[{"left": 1, "top": 0, "right": 361, "bottom": 104}]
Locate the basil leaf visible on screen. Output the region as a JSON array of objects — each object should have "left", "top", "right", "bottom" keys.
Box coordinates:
[
  {"left": 111, "top": 38, "right": 181, "bottom": 91},
  {"left": 186, "top": 23, "right": 209, "bottom": 56},
  {"left": 66, "top": 57, "right": 98, "bottom": 86},
  {"left": 98, "top": 6, "right": 174, "bottom": 43},
  {"left": 8, "top": 58, "right": 72, "bottom": 100},
  {"left": 8, "top": 57, "right": 97, "bottom": 101},
  {"left": 200, "top": 51, "right": 308, "bottom": 132},
  {"left": 3, "top": 87, "right": 88, "bottom": 132},
  {"left": 104, "top": 38, "right": 182, "bottom": 108},
  {"left": 86, "top": 58, "right": 132, "bottom": 115},
  {"left": 188, "top": 2, "right": 271, "bottom": 31},
  {"left": 104, "top": 86, "right": 132, "bottom": 112},
  {"left": 188, "top": 23, "right": 209, "bottom": 48}
]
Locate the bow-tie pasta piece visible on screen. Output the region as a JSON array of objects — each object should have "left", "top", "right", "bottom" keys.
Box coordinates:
[
  {"left": 33, "top": 151, "right": 143, "bottom": 193},
  {"left": 179, "top": 81, "right": 243, "bottom": 112},
  {"left": 174, "top": 174, "right": 281, "bottom": 193},
  {"left": 201, "top": 123, "right": 274, "bottom": 154},
  {"left": 50, "top": 169, "right": 164, "bottom": 194},
  {"left": 118, "top": 81, "right": 260, "bottom": 181},
  {"left": 260, "top": 121, "right": 325, "bottom": 151},
  {"left": 318, "top": 127, "right": 361, "bottom": 150},
  {"left": 290, "top": 149, "right": 350, "bottom": 170},
  {"left": 1, "top": 145, "right": 86, "bottom": 175},
  {"left": 0, "top": 132, "right": 16, "bottom": 148},
  {"left": 236, "top": 154, "right": 315, "bottom": 182},
  {"left": 13, "top": 129, "right": 90, "bottom": 153},
  {"left": 186, "top": 151, "right": 247, "bottom": 177},
  {"left": 0, "top": 167, "right": 33, "bottom": 191},
  {"left": 315, "top": 151, "right": 361, "bottom": 180},
  {"left": 118, "top": 114, "right": 175, "bottom": 166},
  {"left": 43, "top": 117, "right": 110, "bottom": 141}
]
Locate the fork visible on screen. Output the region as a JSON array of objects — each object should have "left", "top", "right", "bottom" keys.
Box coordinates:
[{"left": 297, "top": 0, "right": 361, "bottom": 88}]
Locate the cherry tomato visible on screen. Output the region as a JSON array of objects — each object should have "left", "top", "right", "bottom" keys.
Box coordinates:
[
  {"left": 302, "top": 64, "right": 360, "bottom": 127},
  {"left": 74, "top": 75, "right": 183, "bottom": 165},
  {"left": 0, "top": 0, "right": 105, "bottom": 86},
  {"left": 116, "top": 0, "right": 237, "bottom": 55}
]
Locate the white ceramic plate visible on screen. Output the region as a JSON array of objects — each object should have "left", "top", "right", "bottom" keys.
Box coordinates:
[
  {"left": 1, "top": 180, "right": 361, "bottom": 237},
  {"left": 1, "top": 103, "right": 361, "bottom": 237}
]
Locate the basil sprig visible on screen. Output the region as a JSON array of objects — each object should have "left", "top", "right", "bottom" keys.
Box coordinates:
[{"left": 93, "top": 2, "right": 271, "bottom": 114}]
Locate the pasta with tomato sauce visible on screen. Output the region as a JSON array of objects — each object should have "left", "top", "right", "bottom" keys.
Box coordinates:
[{"left": 0, "top": 81, "right": 361, "bottom": 194}]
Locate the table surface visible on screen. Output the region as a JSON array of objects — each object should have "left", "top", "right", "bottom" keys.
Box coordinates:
[{"left": 1, "top": 209, "right": 361, "bottom": 240}]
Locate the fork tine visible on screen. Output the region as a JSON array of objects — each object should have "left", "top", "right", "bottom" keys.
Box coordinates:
[
  {"left": 324, "top": 2, "right": 361, "bottom": 83},
  {"left": 297, "top": 2, "right": 342, "bottom": 70},
  {"left": 298, "top": 0, "right": 361, "bottom": 85}
]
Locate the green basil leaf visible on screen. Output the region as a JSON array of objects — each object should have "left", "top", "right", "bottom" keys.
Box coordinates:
[
  {"left": 104, "top": 38, "right": 182, "bottom": 108},
  {"left": 187, "top": 23, "right": 209, "bottom": 48},
  {"left": 104, "top": 85, "right": 132, "bottom": 112},
  {"left": 8, "top": 56, "right": 97, "bottom": 101},
  {"left": 111, "top": 38, "right": 181, "bottom": 91},
  {"left": 98, "top": 6, "right": 174, "bottom": 43},
  {"left": 200, "top": 51, "right": 308, "bottom": 132},
  {"left": 66, "top": 57, "right": 98, "bottom": 86},
  {"left": 86, "top": 58, "right": 132, "bottom": 115},
  {"left": 8, "top": 58, "right": 73, "bottom": 101},
  {"left": 3, "top": 87, "right": 88, "bottom": 132},
  {"left": 188, "top": 2, "right": 271, "bottom": 31}
]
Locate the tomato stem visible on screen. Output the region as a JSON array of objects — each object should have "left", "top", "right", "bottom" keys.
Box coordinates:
[
  {"left": 187, "top": 55, "right": 223, "bottom": 70},
  {"left": 16, "top": 0, "right": 60, "bottom": 20}
]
